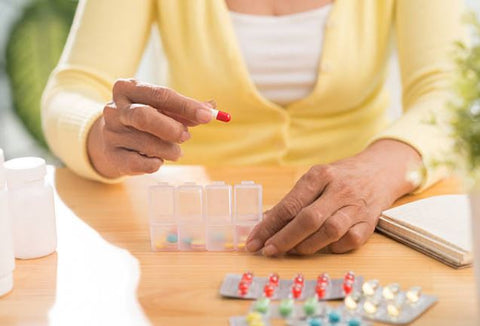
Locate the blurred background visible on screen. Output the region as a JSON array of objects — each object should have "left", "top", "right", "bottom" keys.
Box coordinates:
[{"left": 0, "top": 0, "right": 479, "bottom": 164}]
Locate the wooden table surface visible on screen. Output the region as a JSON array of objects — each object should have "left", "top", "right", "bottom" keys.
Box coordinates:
[{"left": 0, "top": 166, "right": 477, "bottom": 326}]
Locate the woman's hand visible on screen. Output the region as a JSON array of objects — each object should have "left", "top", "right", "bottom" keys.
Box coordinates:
[
  {"left": 87, "top": 79, "right": 213, "bottom": 178},
  {"left": 246, "top": 139, "right": 423, "bottom": 256}
]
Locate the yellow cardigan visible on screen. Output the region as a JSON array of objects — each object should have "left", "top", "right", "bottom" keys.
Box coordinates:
[{"left": 42, "top": 0, "right": 463, "bottom": 189}]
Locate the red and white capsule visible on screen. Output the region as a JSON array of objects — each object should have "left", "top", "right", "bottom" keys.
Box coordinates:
[{"left": 210, "top": 109, "right": 231, "bottom": 122}]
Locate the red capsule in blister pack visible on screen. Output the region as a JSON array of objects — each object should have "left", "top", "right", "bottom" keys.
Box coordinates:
[
  {"left": 238, "top": 280, "right": 249, "bottom": 296},
  {"left": 293, "top": 273, "right": 305, "bottom": 287},
  {"left": 268, "top": 272, "right": 280, "bottom": 287},
  {"left": 291, "top": 283, "right": 303, "bottom": 299},
  {"left": 241, "top": 271, "right": 254, "bottom": 284},
  {"left": 264, "top": 283, "right": 275, "bottom": 298},
  {"left": 343, "top": 279, "right": 353, "bottom": 295},
  {"left": 315, "top": 282, "right": 327, "bottom": 299},
  {"left": 344, "top": 271, "right": 355, "bottom": 282},
  {"left": 317, "top": 272, "right": 330, "bottom": 286}
]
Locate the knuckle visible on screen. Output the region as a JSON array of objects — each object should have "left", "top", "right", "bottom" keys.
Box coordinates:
[
  {"left": 112, "top": 78, "right": 135, "bottom": 95},
  {"left": 169, "top": 145, "right": 183, "bottom": 161},
  {"left": 279, "top": 198, "right": 304, "bottom": 218},
  {"left": 295, "top": 243, "right": 318, "bottom": 256},
  {"left": 145, "top": 159, "right": 163, "bottom": 173},
  {"left": 103, "top": 103, "right": 117, "bottom": 122},
  {"left": 320, "top": 164, "right": 336, "bottom": 180},
  {"left": 129, "top": 106, "right": 149, "bottom": 127},
  {"left": 152, "top": 86, "right": 172, "bottom": 104},
  {"left": 323, "top": 218, "right": 344, "bottom": 241},
  {"left": 336, "top": 183, "right": 357, "bottom": 199},
  {"left": 304, "top": 165, "right": 323, "bottom": 182},
  {"left": 299, "top": 208, "right": 324, "bottom": 230},
  {"left": 126, "top": 156, "right": 143, "bottom": 173},
  {"left": 348, "top": 229, "right": 365, "bottom": 248}
]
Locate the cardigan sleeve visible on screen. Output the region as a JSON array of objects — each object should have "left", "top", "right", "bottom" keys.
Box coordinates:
[
  {"left": 370, "top": 0, "right": 465, "bottom": 192},
  {"left": 41, "top": 0, "right": 154, "bottom": 182}
]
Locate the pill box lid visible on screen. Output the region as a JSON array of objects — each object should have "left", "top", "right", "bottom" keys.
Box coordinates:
[
  {"left": 0, "top": 149, "right": 5, "bottom": 188},
  {"left": 4, "top": 157, "right": 46, "bottom": 187}
]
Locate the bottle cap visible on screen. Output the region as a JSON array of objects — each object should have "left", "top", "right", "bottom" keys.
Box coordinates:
[
  {"left": 0, "top": 272, "right": 13, "bottom": 297},
  {"left": 4, "top": 157, "right": 46, "bottom": 189},
  {"left": 0, "top": 149, "right": 5, "bottom": 188}
]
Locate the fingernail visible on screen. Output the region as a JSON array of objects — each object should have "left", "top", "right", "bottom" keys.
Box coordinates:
[
  {"left": 246, "top": 239, "right": 262, "bottom": 252},
  {"left": 180, "top": 131, "right": 191, "bottom": 143},
  {"left": 262, "top": 244, "right": 278, "bottom": 257},
  {"left": 196, "top": 107, "right": 212, "bottom": 123}
]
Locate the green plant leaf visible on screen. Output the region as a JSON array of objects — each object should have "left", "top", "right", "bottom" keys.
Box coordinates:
[{"left": 5, "top": 0, "right": 77, "bottom": 147}]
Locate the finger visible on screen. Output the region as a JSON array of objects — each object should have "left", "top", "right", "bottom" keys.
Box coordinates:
[
  {"left": 111, "top": 129, "right": 183, "bottom": 162},
  {"left": 328, "top": 221, "right": 375, "bottom": 253},
  {"left": 293, "top": 205, "right": 359, "bottom": 255},
  {"left": 119, "top": 104, "right": 191, "bottom": 144},
  {"left": 246, "top": 166, "right": 333, "bottom": 252},
  {"left": 112, "top": 79, "right": 212, "bottom": 123},
  {"left": 114, "top": 148, "right": 164, "bottom": 175},
  {"left": 260, "top": 188, "right": 343, "bottom": 256}
]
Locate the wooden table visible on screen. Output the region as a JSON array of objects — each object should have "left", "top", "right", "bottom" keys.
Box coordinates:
[{"left": 0, "top": 166, "right": 477, "bottom": 325}]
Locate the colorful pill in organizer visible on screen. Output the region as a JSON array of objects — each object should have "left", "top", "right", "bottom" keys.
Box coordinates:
[{"left": 149, "top": 181, "right": 262, "bottom": 252}]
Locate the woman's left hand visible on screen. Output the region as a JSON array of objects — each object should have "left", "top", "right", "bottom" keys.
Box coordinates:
[{"left": 246, "top": 139, "right": 423, "bottom": 256}]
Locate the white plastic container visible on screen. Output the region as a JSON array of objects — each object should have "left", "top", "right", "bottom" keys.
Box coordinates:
[
  {"left": 4, "top": 157, "right": 57, "bottom": 259},
  {"left": 0, "top": 149, "right": 14, "bottom": 296}
]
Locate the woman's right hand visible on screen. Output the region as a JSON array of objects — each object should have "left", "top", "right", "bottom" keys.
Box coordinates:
[{"left": 87, "top": 79, "right": 213, "bottom": 179}]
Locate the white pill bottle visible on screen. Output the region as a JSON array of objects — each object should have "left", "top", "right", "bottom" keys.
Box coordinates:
[
  {"left": 4, "top": 157, "right": 57, "bottom": 259},
  {"left": 0, "top": 149, "right": 14, "bottom": 296}
]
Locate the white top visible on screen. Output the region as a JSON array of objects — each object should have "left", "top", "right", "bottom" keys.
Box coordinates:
[
  {"left": 230, "top": 5, "right": 333, "bottom": 106},
  {"left": 4, "top": 157, "right": 46, "bottom": 189}
]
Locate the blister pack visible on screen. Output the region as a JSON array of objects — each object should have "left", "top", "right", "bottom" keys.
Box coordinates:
[
  {"left": 341, "top": 280, "right": 437, "bottom": 324},
  {"left": 230, "top": 302, "right": 369, "bottom": 326},
  {"left": 226, "top": 272, "right": 437, "bottom": 326},
  {"left": 220, "top": 271, "right": 363, "bottom": 301}
]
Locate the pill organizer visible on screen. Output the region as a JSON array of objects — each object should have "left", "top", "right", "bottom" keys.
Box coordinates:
[{"left": 149, "top": 181, "right": 262, "bottom": 251}]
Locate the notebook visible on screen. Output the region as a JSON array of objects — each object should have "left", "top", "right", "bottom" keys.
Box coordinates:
[{"left": 377, "top": 194, "right": 473, "bottom": 268}]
